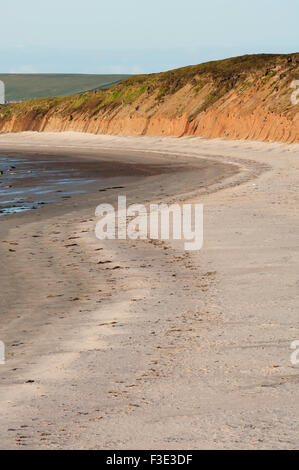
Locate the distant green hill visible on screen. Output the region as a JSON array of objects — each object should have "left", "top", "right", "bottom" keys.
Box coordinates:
[{"left": 0, "top": 74, "right": 131, "bottom": 102}]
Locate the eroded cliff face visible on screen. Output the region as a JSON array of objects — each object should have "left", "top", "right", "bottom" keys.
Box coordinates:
[{"left": 1, "top": 54, "right": 299, "bottom": 143}]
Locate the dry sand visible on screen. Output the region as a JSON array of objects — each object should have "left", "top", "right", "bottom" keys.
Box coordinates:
[{"left": 0, "top": 132, "right": 299, "bottom": 449}]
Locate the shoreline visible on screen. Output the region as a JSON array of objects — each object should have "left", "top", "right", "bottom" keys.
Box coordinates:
[{"left": 1, "top": 133, "right": 299, "bottom": 449}]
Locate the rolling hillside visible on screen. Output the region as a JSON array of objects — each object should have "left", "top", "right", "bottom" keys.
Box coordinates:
[{"left": 0, "top": 74, "right": 131, "bottom": 102}]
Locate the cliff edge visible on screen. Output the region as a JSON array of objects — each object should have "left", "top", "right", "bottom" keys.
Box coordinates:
[{"left": 1, "top": 54, "right": 299, "bottom": 143}]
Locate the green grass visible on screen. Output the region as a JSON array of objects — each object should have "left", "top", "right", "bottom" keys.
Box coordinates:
[
  {"left": 194, "top": 83, "right": 203, "bottom": 93},
  {"left": 0, "top": 74, "right": 131, "bottom": 102},
  {"left": 88, "top": 83, "right": 149, "bottom": 115},
  {"left": 263, "top": 71, "right": 276, "bottom": 82}
]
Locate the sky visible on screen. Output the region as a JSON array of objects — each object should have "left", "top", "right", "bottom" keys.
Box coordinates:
[{"left": 1, "top": 0, "right": 299, "bottom": 74}]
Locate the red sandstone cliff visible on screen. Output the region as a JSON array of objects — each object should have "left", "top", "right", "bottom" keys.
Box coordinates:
[{"left": 1, "top": 54, "right": 299, "bottom": 143}]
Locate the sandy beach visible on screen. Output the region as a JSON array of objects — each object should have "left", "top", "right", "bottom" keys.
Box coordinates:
[{"left": 0, "top": 132, "right": 299, "bottom": 449}]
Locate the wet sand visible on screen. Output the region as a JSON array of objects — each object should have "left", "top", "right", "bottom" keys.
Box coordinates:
[
  {"left": 0, "top": 147, "right": 180, "bottom": 215},
  {"left": 0, "top": 132, "right": 299, "bottom": 449}
]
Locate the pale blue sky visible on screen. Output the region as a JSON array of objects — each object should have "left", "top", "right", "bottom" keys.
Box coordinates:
[{"left": 1, "top": 0, "right": 298, "bottom": 73}]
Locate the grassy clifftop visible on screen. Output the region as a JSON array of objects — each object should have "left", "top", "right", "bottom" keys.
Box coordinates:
[{"left": 1, "top": 54, "right": 299, "bottom": 142}]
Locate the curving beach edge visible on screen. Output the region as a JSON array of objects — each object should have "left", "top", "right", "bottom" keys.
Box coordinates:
[{"left": 0, "top": 132, "right": 299, "bottom": 449}]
